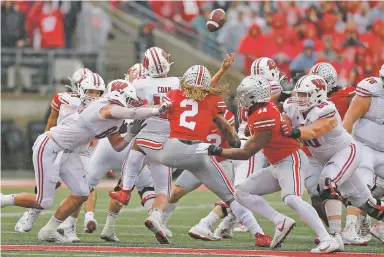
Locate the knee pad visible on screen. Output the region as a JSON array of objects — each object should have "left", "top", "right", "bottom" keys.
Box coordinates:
[
  {"left": 138, "top": 187, "right": 156, "bottom": 206},
  {"left": 371, "top": 185, "right": 384, "bottom": 199},
  {"left": 40, "top": 198, "right": 55, "bottom": 209},
  {"left": 359, "top": 201, "right": 384, "bottom": 221},
  {"left": 215, "top": 201, "right": 231, "bottom": 217},
  {"left": 319, "top": 180, "right": 343, "bottom": 202}
]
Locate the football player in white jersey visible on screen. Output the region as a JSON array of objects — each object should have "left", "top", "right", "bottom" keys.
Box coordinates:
[
  {"left": 343, "top": 65, "right": 384, "bottom": 243},
  {"left": 13, "top": 71, "right": 102, "bottom": 239},
  {"left": 86, "top": 79, "right": 157, "bottom": 242},
  {"left": 1, "top": 78, "right": 170, "bottom": 242},
  {"left": 282, "top": 75, "right": 384, "bottom": 249}
]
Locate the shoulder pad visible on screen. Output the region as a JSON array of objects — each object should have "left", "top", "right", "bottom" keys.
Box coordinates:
[
  {"left": 309, "top": 101, "right": 337, "bottom": 122},
  {"left": 356, "top": 77, "right": 383, "bottom": 97},
  {"left": 59, "top": 93, "right": 81, "bottom": 109}
]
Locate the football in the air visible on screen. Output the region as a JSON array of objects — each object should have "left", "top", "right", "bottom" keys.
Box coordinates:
[{"left": 206, "top": 9, "right": 226, "bottom": 32}]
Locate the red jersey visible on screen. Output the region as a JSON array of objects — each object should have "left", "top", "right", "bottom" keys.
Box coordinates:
[
  {"left": 166, "top": 89, "right": 226, "bottom": 141},
  {"left": 248, "top": 102, "right": 301, "bottom": 164},
  {"left": 328, "top": 86, "right": 355, "bottom": 119},
  {"left": 207, "top": 109, "right": 235, "bottom": 149},
  {"left": 38, "top": 9, "right": 65, "bottom": 48}
]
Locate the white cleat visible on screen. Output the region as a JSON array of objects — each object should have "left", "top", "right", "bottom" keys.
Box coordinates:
[
  {"left": 331, "top": 232, "right": 345, "bottom": 251},
  {"left": 311, "top": 238, "right": 341, "bottom": 254},
  {"left": 270, "top": 217, "right": 296, "bottom": 249},
  {"left": 57, "top": 225, "right": 80, "bottom": 243},
  {"left": 233, "top": 222, "right": 248, "bottom": 233},
  {"left": 356, "top": 215, "right": 372, "bottom": 242},
  {"left": 38, "top": 226, "right": 72, "bottom": 243},
  {"left": 100, "top": 226, "right": 120, "bottom": 242},
  {"left": 342, "top": 221, "right": 368, "bottom": 245},
  {"left": 163, "top": 226, "right": 173, "bottom": 238},
  {"left": 370, "top": 221, "right": 384, "bottom": 244},
  {"left": 15, "top": 211, "right": 29, "bottom": 233},
  {"left": 188, "top": 224, "right": 221, "bottom": 241},
  {"left": 0, "top": 193, "right": 5, "bottom": 208},
  {"left": 214, "top": 216, "right": 236, "bottom": 239},
  {"left": 144, "top": 216, "right": 169, "bottom": 244},
  {"left": 84, "top": 218, "right": 98, "bottom": 233}
]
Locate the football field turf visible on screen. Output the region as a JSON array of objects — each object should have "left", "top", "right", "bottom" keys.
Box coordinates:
[{"left": 1, "top": 184, "right": 384, "bottom": 257}]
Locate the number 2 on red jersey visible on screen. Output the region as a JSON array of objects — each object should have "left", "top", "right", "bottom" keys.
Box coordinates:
[{"left": 179, "top": 99, "right": 198, "bottom": 130}]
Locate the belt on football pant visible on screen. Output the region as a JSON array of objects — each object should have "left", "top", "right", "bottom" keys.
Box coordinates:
[{"left": 178, "top": 139, "right": 202, "bottom": 145}]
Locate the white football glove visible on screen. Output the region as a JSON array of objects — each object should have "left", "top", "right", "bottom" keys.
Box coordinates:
[{"left": 196, "top": 143, "right": 213, "bottom": 155}]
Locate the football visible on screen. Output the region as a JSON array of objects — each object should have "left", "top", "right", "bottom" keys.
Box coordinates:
[{"left": 206, "top": 9, "right": 226, "bottom": 32}]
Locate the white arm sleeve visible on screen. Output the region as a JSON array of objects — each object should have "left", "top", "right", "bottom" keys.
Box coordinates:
[{"left": 110, "top": 105, "right": 160, "bottom": 120}]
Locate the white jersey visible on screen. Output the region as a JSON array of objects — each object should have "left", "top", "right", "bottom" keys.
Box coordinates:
[
  {"left": 132, "top": 77, "right": 180, "bottom": 135},
  {"left": 55, "top": 93, "right": 82, "bottom": 124},
  {"left": 50, "top": 97, "right": 124, "bottom": 151},
  {"left": 284, "top": 98, "right": 354, "bottom": 163},
  {"left": 353, "top": 77, "right": 384, "bottom": 151}
]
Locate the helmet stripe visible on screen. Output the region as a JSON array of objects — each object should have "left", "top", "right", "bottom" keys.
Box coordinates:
[
  {"left": 149, "top": 48, "right": 160, "bottom": 74},
  {"left": 196, "top": 65, "right": 204, "bottom": 86},
  {"left": 255, "top": 58, "right": 262, "bottom": 75},
  {"left": 313, "top": 63, "right": 321, "bottom": 73},
  {"left": 153, "top": 48, "right": 164, "bottom": 73}
]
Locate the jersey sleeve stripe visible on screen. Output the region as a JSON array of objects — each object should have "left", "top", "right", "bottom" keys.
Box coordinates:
[
  {"left": 61, "top": 98, "right": 70, "bottom": 105},
  {"left": 348, "top": 91, "right": 356, "bottom": 95},
  {"left": 356, "top": 88, "right": 372, "bottom": 96},
  {"left": 163, "top": 96, "right": 171, "bottom": 102},
  {"left": 108, "top": 99, "right": 125, "bottom": 107},
  {"left": 357, "top": 86, "right": 371, "bottom": 93},
  {"left": 319, "top": 111, "right": 336, "bottom": 119},
  {"left": 254, "top": 123, "right": 275, "bottom": 129},
  {"left": 254, "top": 119, "right": 275, "bottom": 124}
]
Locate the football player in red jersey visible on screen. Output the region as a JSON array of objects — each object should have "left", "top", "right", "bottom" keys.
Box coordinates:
[
  {"left": 196, "top": 75, "right": 339, "bottom": 253},
  {"left": 111, "top": 65, "right": 270, "bottom": 246},
  {"left": 309, "top": 62, "right": 369, "bottom": 245}
]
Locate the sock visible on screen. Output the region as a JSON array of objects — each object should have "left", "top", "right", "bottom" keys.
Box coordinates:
[
  {"left": 105, "top": 211, "right": 118, "bottom": 227},
  {"left": 284, "top": 195, "right": 330, "bottom": 241},
  {"left": 123, "top": 150, "right": 145, "bottom": 190},
  {"left": 346, "top": 214, "right": 357, "bottom": 225},
  {"left": 235, "top": 189, "right": 279, "bottom": 223},
  {"left": 144, "top": 198, "right": 156, "bottom": 211},
  {"left": 324, "top": 200, "right": 342, "bottom": 234},
  {"left": 141, "top": 190, "right": 156, "bottom": 211},
  {"left": 149, "top": 208, "right": 163, "bottom": 221},
  {"left": 85, "top": 211, "right": 95, "bottom": 221},
  {"left": 2, "top": 194, "right": 15, "bottom": 206},
  {"left": 29, "top": 208, "right": 42, "bottom": 215},
  {"left": 230, "top": 201, "right": 263, "bottom": 235},
  {"left": 200, "top": 211, "right": 220, "bottom": 228},
  {"left": 218, "top": 213, "right": 236, "bottom": 229},
  {"left": 45, "top": 216, "right": 63, "bottom": 230},
  {"left": 162, "top": 203, "right": 177, "bottom": 226}
]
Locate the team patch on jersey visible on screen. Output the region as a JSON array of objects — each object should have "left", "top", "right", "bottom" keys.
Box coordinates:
[{"left": 136, "top": 138, "right": 164, "bottom": 150}]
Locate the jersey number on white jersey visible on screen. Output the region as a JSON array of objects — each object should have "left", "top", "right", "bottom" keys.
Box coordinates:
[
  {"left": 301, "top": 138, "right": 321, "bottom": 148},
  {"left": 180, "top": 99, "right": 198, "bottom": 130}
]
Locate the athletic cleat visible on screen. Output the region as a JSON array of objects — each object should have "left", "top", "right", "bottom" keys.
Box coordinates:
[
  {"left": 255, "top": 232, "right": 272, "bottom": 247},
  {"left": 331, "top": 232, "right": 345, "bottom": 251},
  {"left": 370, "top": 221, "right": 384, "bottom": 244},
  {"left": 342, "top": 221, "right": 368, "bottom": 245},
  {"left": 38, "top": 227, "right": 71, "bottom": 243},
  {"left": 356, "top": 215, "right": 372, "bottom": 242},
  {"left": 57, "top": 225, "right": 80, "bottom": 243},
  {"left": 14, "top": 211, "right": 29, "bottom": 233},
  {"left": 109, "top": 189, "right": 132, "bottom": 205},
  {"left": 84, "top": 218, "right": 98, "bottom": 233},
  {"left": 270, "top": 217, "right": 296, "bottom": 249},
  {"left": 100, "top": 226, "right": 120, "bottom": 242},
  {"left": 163, "top": 226, "right": 173, "bottom": 238},
  {"left": 188, "top": 224, "right": 221, "bottom": 241},
  {"left": 145, "top": 216, "right": 169, "bottom": 244},
  {"left": 310, "top": 238, "right": 341, "bottom": 254}
]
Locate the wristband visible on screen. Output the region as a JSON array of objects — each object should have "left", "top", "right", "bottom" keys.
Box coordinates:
[
  {"left": 208, "top": 145, "right": 223, "bottom": 156},
  {"left": 291, "top": 128, "right": 301, "bottom": 139}
]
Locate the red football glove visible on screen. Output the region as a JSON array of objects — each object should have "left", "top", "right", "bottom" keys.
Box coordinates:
[{"left": 281, "top": 120, "right": 293, "bottom": 137}]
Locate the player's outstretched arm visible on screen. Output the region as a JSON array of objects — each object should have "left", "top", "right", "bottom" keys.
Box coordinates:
[
  {"left": 107, "top": 120, "right": 147, "bottom": 152},
  {"left": 343, "top": 95, "right": 371, "bottom": 133},
  {"left": 214, "top": 113, "right": 241, "bottom": 148},
  {"left": 211, "top": 53, "right": 235, "bottom": 88},
  {"left": 197, "top": 130, "right": 271, "bottom": 160},
  {"left": 100, "top": 102, "right": 170, "bottom": 120},
  {"left": 284, "top": 117, "right": 337, "bottom": 140}
]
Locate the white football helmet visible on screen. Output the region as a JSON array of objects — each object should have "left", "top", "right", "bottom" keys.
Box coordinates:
[
  {"left": 68, "top": 68, "right": 93, "bottom": 93},
  {"left": 309, "top": 62, "right": 338, "bottom": 92},
  {"left": 78, "top": 73, "right": 106, "bottom": 105},
  {"left": 293, "top": 75, "right": 327, "bottom": 112},
  {"left": 142, "top": 47, "right": 173, "bottom": 78},
  {"left": 250, "top": 57, "right": 280, "bottom": 82},
  {"left": 237, "top": 75, "right": 271, "bottom": 108},
  {"left": 107, "top": 79, "right": 138, "bottom": 108},
  {"left": 124, "top": 63, "right": 147, "bottom": 83},
  {"left": 379, "top": 64, "right": 384, "bottom": 85},
  {"left": 181, "top": 65, "right": 211, "bottom": 88}
]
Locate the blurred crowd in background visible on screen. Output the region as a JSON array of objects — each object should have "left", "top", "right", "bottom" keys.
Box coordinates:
[
  {"left": 1, "top": 1, "right": 111, "bottom": 53},
  {"left": 112, "top": 0, "right": 384, "bottom": 87}
]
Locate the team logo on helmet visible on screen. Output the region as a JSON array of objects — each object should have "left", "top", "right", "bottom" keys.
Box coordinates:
[
  {"left": 142, "top": 55, "right": 150, "bottom": 70},
  {"left": 311, "top": 78, "right": 326, "bottom": 91},
  {"left": 267, "top": 59, "right": 277, "bottom": 71}
]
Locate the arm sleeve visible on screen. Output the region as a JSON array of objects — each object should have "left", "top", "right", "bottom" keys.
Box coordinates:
[
  {"left": 224, "top": 110, "right": 235, "bottom": 126},
  {"left": 251, "top": 112, "right": 276, "bottom": 132},
  {"left": 51, "top": 94, "right": 61, "bottom": 112},
  {"left": 110, "top": 105, "right": 159, "bottom": 120}
]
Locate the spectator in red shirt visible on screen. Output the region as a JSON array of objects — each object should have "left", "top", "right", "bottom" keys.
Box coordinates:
[
  {"left": 37, "top": 1, "right": 65, "bottom": 49},
  {"left": 237, "top": 23, "right": 263, "bottom": 74}
]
